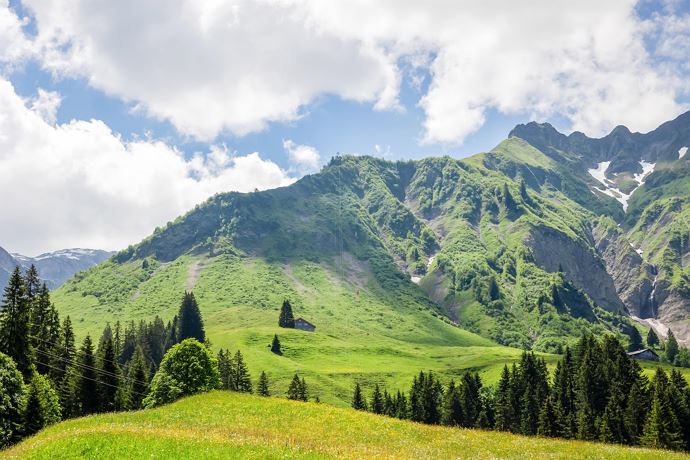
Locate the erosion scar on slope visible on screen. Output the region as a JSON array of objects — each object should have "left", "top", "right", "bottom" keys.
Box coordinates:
[{"left": 186, "top": 259, "right": 207, "bottom": 291}]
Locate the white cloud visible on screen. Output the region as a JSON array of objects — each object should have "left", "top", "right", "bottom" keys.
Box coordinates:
[
  {"left": 15, "top": 0, "right": 688, "bottom": 145},
  {"left": 0, "top": 0, "right": 32, "bottom": 66},
  {"left": 0, "top": 79, "right": 294, "bottom": 255},
  {"left": 283, "top": 139, "right": 321, "bottom": 174},
  {"left": 29, "top": 88, "right": 61, "bottom": 124}
]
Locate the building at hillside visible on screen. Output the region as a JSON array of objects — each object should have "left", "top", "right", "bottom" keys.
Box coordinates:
[
  {"left": 627, "top": 348, "right": 659, "bottom": 362},
  {"left": 294, "top": 317, "right": 316, "bottom": 332}
]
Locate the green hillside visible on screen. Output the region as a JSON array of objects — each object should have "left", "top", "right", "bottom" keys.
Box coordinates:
[{"left": 3, "top": 391, "right": 682, "bottom": 459}]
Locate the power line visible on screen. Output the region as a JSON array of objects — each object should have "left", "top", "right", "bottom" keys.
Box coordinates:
[
  {"left": 34, "top": 348, "right": 150, "bottom": 388},
  {"left": 34, "top": 360, "right": 149, "bottom": 397}
]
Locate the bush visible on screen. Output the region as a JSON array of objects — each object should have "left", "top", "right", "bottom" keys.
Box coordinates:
[
  {"left": 0, "top": 352, "right": 25, "bottom": 447},
  {"left": 143, "top": 339, "right": 220, "bottom": 408}
]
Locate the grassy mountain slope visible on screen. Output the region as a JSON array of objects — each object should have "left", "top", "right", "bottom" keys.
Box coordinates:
[
  {"left": 3, "top": 391, "right": 682, "bottom": 459},
  {"left": 51, "top": 145, "right": 651, "bottom": 403}
]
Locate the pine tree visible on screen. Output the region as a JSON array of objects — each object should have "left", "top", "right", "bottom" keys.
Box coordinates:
[
  {"left": 0, "top": 267, "right": 33, "bottom": 380},
  {"left": 278, "top": 300, "right": 295, "bottom": 328},
  {"left": 22, "top": 373, "right": 62, "bottom": 436},
  {"left": 97, "top": 336, "right": 123, "bottom": 412},
  {"left": 127, "top": 346, "right": 150, "bottom": 409},
  {"left": 494, "top": 365, "right": 512, "bottom": 431},
  {"left": 442, "top": 380, "right": 463, "bottom": 427},
  {"left": 641, "top": 391, "right": 683, "bottom": 450},
  {"left": 647, "top": 328, "right": 660, "bottom": 348},
  {"left": 628, "top": 326, "right": 643, "bottom": 352},
  {"left": 553, "top": 348, "right": 577, "bottom": 438},
  {"left": 598, "top": 384, "right": 626, "bottom": 444},
  {"left": 230, "top": 350, "right": 252, "bottom": 393},
  {"left": 30, "top": 284, "right": 61, "bottom": 376},
  {"left": 666, "top": 330, "right": 679, "bottom": 364},
  {"left": 257, "top": 371, "right": 270, "bottom": 396},
  {"left": 54, "top": 316, "right": 75, "bottom": 384},
  {"left": 536, "top": 395, "right": 562, "bottom": 437},
  {"left": 270, "top": 334, "right": 282, "bottom": 355},
  {"left": 370, "top": 384, "right": 384, "bottom": 414},
  {"left": 624, "top": 380, "right": 649, "bottom": 445},
  {"left": 351, "top": 382, "right": 367, "bottom": 410},
  {"left": 299, "top": 377, "right": 308, "bottom": 401},
  {"left": 176, "top": 291, "right": 205, "bottom": 343},
  {"left": 394, "top": 390, "right": 408, "bottom": 419},
  {"left": 287, "top": 374, "right": 304, "bottom": 401},
  {"left": 24, "top": 264, "right": 41, "bottom": 301},
  {"left": 77, "top": 335, "right": 99, "bottom": 415},
  {"left": 217, "top": 349, "right": 232, "bottom": 390}
]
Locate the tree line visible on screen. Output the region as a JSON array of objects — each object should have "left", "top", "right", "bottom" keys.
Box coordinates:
[
  {"left": 350, "top": 334, "right": 690, "bottom": 451},
  {"left": 0, "top": 266, "right": 310, "bottom": 448}
]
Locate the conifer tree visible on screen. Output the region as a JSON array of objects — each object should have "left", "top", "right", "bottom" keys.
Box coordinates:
[
  {"left": 257, "top": 371, "right": 270, "bottom": 396},
  {"left": 666, "top": 330, "right": 679, "bottom": 364},
  {"left": 230, "top": 350, "right": 252, "bottom": 393},
  {"left": 351, "top": 382, "right": 367, "bottom": 410},
  {"left": 0, "top": 267, "right": 34, "bottom": 381},
  {"left": 287, "top": 374, "right": 304, "bottom": 401},
  {"left": 176, "top": 291, "right": 205, "bottom": 343},
  {"left": 624, "top": 380, "right": 649, "bottom": 445},
  {"left": 598, "top": 384, "right": 626, "bottom": 444},
  {"left": 217, "top": 349, "right": 232, "bottom": 390},
  {"left": 494, "top": 365, "right": 513, "bottom": 431},
  {"left": 442, "top": 380, "right": 463, "bottom": 427},
  {"left": 647, "top": 328, "right": 660, "bottom": 348},
  {"left": 24, "top": 265, "right": 41, "bottom": 302},
  {"left": 370, "top": 384, "right": 384, "bottom": 414},
  {"left": 383, "top": 390, "right": 395, "bottom": 417},
  {"left": 641, "top": 387, "right": 683, "bottom": 450},
  {"left": 271, "top": 334, "right": 282, "bottom": 355},
  {"left": 127, "top": 346, "right": 150, "bottom": 409},
  {"left": 628, "top": 326, "right": 643, "bottom": 352},
  {"left": 278, "top": 300, "right": 295, "bottom": 328},
  {"left": 299, "top": 377, "right": 308, "bottom": 401},
  {"left": 537, "top": 395, "right": 562, "bottom": 437},
  {"left": 98, "top": 336, "right": 123, "bottom": 412},
  {"left": 54, "top": 316, "right": 75, "bottom": 384},
  {"left": 393, "top": 390, "right": 408, "bottom": 419},
  {"left": 552, "top": 348, "right": 576, "bottom": 438},
  {"left": 30, "top": 284, "right": 61, "bottom": 376},
  {"left": 22, "top": 373, "right": 61, "bottom": 436},
  {"left": 77, "top": 335, "right": 99, "bottom": 415}
]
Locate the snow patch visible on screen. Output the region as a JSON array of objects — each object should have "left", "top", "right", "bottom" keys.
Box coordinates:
[
  {"left": 587, "top": 160, "right": 655, "bottom": 212},
  {"left": 411, "top": 253, "right": 437, "bottom": 285},
  {"left": 411, "top": 276, "right": 421, "bottom": 284},
  {"left": 680, "top": 146, "right": 688, "bottom": 159}
]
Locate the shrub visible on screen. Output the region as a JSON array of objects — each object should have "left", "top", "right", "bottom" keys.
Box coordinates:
[{"left": 143, "top": 339, "right": 220, "bottom": 408}]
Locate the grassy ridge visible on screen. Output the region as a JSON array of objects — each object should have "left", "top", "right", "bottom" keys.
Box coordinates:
[{"left": 3, "top": 391, "right": 682, "bottom": 459}]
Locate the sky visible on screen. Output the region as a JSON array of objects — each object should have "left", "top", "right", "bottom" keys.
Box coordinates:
[{"left": 1, "top": 0, "right": 690, "bottom": 255}]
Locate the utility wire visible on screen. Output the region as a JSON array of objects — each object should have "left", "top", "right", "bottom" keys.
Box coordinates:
[
  {"left": 34, "top": 359, "right": 149, "bottom": 397},
  {"left": 34, "top": 348, "right": 150, "bottom": 388}
]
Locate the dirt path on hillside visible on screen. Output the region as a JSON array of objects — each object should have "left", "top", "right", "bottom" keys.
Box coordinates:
[{"left": 186, "top": 259, "right": 207, "bottom": 291}]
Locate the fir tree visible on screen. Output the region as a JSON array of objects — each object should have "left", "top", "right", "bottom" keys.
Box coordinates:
[
  {"left": 370, "top": 384, "right": 384, "bottom": 414},
  {"left": 666, "top": 330, "right": 679, "bottom": 364},
  {"left": 217, "top": 349, "right": 232, "bottom": 390},
  {"left": 494, "top": 365, "right": 513, "bottom": 431},
  {"left": 393, "top": 390, "right": 408, "bottom": 419},
  {"left": 0, "top": 267, "right": 34, "bottom": 380},
  {"left": 54, "top": 316, "right": 76, "bottom": 384},
  {"left": 351, "top": 382, "right": 367, "bottom": 410},
  {"left": 97, "top": 336, "right": 123, "bottom": 412},
  {"left": 647, "top": 328, "right": 660, "bottom": 348},
  {"left": 299, "top": 377, "right": 308, "bottom": 401},
  {"left": 230, "top": 350, "right": 252, "bottom": 393},
  {"left": 442, "top": 380, "right": 463, "bottom": 427},
  {"left": 257, "top": 371, "right": 270, "bottom": 396},
  {"left": 24, "top": 264, "right": 41, "bottom": 301},
  {"left": 552, "top": 348, "right": 576, "bottom": 438},
  {"left": 77, "top": 335, "right": 99, "bottom": 415},
  {"left": 30, "top": 284, "right": 61, "bottom": 376},
  {"left": 641, "top": 384, "right": 684, "bottom": 450},
  {"left": 127, "top": 346, "right": 150, "bottom": 409},
  {"left": 628, "top": 326, "right": 643, "bottom": 352},
  {"left": 624, "top": 380, "right": 649, "bottom": 445},
  {"left": 270, "top": 334, "right": 282, "bottom": 355},
  {"left": 287, "top": 374, "right": 305, "bottom": 401},
  {"left": 278, "top": 299, "right": 295, "bottom": 328},
  {"left": 598, "top": 384, "right": 626, "bottom": 444},
  {"left": 176, "top": 291, "right": 205, "bottom": 343},
  {"left": 537, "top": 395, "right": 562, "bottom": 437}
]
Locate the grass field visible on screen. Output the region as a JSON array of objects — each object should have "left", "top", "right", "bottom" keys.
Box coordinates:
[{"left": 3, "top": 391, "right": 683, "bottom": 459}]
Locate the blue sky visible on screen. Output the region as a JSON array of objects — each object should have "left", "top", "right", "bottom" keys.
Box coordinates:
[{"left": 1, "top": 0, "right": 689, "bottom": 254}]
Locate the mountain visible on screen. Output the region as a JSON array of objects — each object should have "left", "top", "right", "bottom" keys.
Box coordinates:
[
  {"left": 0, "top": 247, "right": 112, "bottom": 291},
  {"left": 47, "top": 111, "right": 690, "bottom": 399},
  {"left": 509, "top": 111, "right": 690, "bottom": 344}
]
